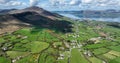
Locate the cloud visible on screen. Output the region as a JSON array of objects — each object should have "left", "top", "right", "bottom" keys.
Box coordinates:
[
  {"left": 0, "top": 0, "right": 120, "bottom": 10},
  {"left": 29, "top": 0, "right": 120, "bottom": 10},
  {"left": 0, "top": 0, "right": 14, "bottom": 4},
  {"left": 97, "top": 0, "right": 108, "bottom": 3},
  {"left": 48, "top": 0, "right": 120, "bottom": 8},
  {"left": 49, "top": 0, "right": 59, "bottom": 6},
  {"left": 49, "top": 0, "right": 81, "bottom": 6},
  {"left": 82, "top": 0, "right": 92, "bottom": 3},
  {"left": 0, "top": 0, "right": 27, "bottom": 9},
  {"left": 0, "top": 0, "right": 25, "bottom": 6},
  {"left": 69, "top": 0, "right": 81, "bottom": 5},
  {"left": 80, "top": 0, "right": 120, "bottom": 8},
  {"left": 49, "top": 0, "right": 66, "bottom": 6},
  {"left": 29, "top": 0, "right": 39, "bottom": 6},
  {"left": 7, "top": 1, "right": 26, "bottom": 6}
]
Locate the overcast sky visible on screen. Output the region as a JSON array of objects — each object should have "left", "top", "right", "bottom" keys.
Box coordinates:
[{"left": 0, "top": 0, "right": 120, "bottom": 11}]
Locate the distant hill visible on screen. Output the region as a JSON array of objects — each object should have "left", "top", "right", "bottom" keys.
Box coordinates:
[
  {"left": 0, "top": 6, "right": 72, "bottom": 34},
  {"left": 54, "top": 10, "right": 120, "bottom": 18},
  {"left": 0, "top": 9, "right": 16, "bottom": 15}
]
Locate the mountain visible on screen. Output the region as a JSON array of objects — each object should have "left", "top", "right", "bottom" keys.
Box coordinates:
[
  {"left": 9, "top": 6, "right": 62, "bottom": 20},
  {"left": 0, "top": 9, "right": 16, "bottom": 15},
  {"left": 0, "top": 6, "right": 72, "bottom": 34}
]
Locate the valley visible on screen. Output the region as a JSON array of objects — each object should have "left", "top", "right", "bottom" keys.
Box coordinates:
[{"left": 0, "top": 7, "right": 120, "bottom": 63}]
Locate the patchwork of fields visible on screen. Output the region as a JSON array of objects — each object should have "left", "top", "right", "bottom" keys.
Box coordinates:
[{"left": 0, "top": 18, "right": 120, "bottom": 63}]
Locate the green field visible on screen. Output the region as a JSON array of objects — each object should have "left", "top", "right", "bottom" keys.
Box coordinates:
[
  {"left": 6, "top": 51, "right": 29, "bottom": 59},
  {"left": 93, "top": 48, "right": 109, "bottom": 55},
  {"left": 30, "top": 41, "right": 49, "bottom": 53},
  {"left": 108, "top": 46, "right": 120, "bottom": 52},
  {"left": 70, "top": 48, "right": 89, "bottom": 63},
  {"left": 88, "top": 57, "right": 103, "bottom": 63},
  {"left": 0, "top": 57, "right": 11, "bottom": 63},
  {"left": 109, "top": 57, "right": 120, "bottom": 63}
]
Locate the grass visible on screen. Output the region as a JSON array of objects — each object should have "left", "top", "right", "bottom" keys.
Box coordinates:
[
  {"left": 16, "top": 54, "right": 39, "bottom": 63},
  {"left": 70, "top": 48, "right": 89, "bottom": 63},
  {"left": 84, "top": 43, "right": 107, "bottom": 49},
  {"left": 108, "top": 45, "right": 120, "bottom": 52},
  {"left": 30, "top": 41, "right": 49, "bottom": 53},
  {"left": 109, "top": 57, "right": 120, "bottom": 63},
  {"left": 6, "top": 51, "right": 29, "bottom": 59},
  {"left": 93, "top": 48, "right": 109, "bottom": 55},
  {"left": 38, "top": 52, "right": 56, "bottom": 63},
  {"left": 12, "top": 43, "right": 29, "bottom": 52},
  {"left": 0, "top": 38, "right": 5, "bottom": 43},
  {"left": 44, "top": 55, "right": 56, "bottom": 63},
  {"left": 14, "top": 28, "right": 31, "bottom": 35},
  {"left": 108, "top": 50, "right": 120, "bottom": 57},
  {"left": 103, "top": 53, "right": 116, "bottom": 59},
  {"left": 0, "top": 57, "right": 11, "bottom": 63},
  {"left": 88, "top": 57, "right": 103, "bottom": 63},
  {"left": 38, "top": 53, "right": 48, "bottom": 63},
  {"left": 103, "top": 50, "right": 120, "bottom": 60}
]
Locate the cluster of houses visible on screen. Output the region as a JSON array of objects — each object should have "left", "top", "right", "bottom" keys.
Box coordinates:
[
  {"left": 12, "top": 56, "right": 22, "bottom": 63},
  {"left": 88, "top": 37, "right": 101, "bottom": 44},
  {"left": 57, "top": 54, "right": 65, "bottom": 60},
  {"left": 84, "top": 50, "right": 93, "bottom": 57},
  {"left": 57, "top": 32, "right": 83, "bottom": 60}
]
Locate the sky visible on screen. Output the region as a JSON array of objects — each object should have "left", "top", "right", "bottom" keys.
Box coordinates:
[{"left": 0, "top": 0, "right": 120, "bottom": 11}]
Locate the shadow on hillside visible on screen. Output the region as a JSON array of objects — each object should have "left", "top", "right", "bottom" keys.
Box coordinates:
[
  {"left": 12, "top": 12, "right": 73, "bottom": 33},
  {"left": 107, "top": 22, "right": 120, "bottom": 28}
]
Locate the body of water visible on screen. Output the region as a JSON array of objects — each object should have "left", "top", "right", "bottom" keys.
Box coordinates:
[{"left": 59, "top": 13, "right": 120, "bottom": 22}]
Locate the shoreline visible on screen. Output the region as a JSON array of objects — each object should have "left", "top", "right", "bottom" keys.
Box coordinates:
[{"left": 58, "top": 13, "right": 120, "bottom": 23}]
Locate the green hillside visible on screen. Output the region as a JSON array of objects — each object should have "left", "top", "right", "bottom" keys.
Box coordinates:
[{"left": 0, "top": 16, "right": 120, "bottom": 63}]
